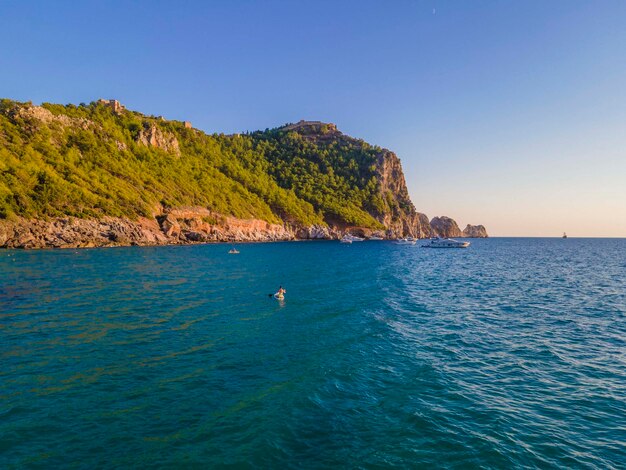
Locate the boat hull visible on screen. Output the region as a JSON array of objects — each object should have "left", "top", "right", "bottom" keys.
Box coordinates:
[
  {"left": 421, "top": 238, "right": 470, "bottom": 248},
  {"left": 422, "top": 244, "right": 469, "bottom": 248}
]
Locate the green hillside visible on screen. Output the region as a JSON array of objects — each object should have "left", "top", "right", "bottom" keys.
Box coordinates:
[{"left": 0, "top": 99, "right": 408, "bottom": 229}]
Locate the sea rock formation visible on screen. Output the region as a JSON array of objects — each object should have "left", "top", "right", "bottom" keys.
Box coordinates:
[
  {"left": 430, "top": 216, "right": 463, "bottom": 238},
  {"left": 462, "top": 224, "right": 488, "bottom": 238}
]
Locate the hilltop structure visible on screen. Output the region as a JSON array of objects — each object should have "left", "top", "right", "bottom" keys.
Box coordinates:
[{"left": 97, "top": 98, "right": 125, "bottom": 113}]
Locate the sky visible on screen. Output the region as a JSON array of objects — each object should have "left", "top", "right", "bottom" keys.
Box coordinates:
[{"left": 1, "top": 0, "right": 625, "bottom": 236}]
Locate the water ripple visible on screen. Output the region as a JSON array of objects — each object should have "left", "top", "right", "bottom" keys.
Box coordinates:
[{"left": 1, "top": 239, "right": 625, "bottom": 468}]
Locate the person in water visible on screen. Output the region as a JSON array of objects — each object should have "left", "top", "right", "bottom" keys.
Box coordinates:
[{"left": 277, "top": 286, "right": 286, "bottom": 296}]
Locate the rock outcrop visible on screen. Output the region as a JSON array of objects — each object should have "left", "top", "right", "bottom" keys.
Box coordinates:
[
  {"left": 430, "top": 216, "right": 463, "bottom": 238},
  {"left": 136, "top": 122, "right": 180, "bottom": 156},
  {"left": 0, "top": 217, "right": 166, "bottom": 249},
  {"left": 462, "top": 224, "right": 488, "bottom": 238},
  {"left": 296, "top": 225, "right": 337, "bottom": 239},
  {"left": 10, "top": 104, "right": 95, "bottom": 130},
  {"left": 0, "top": 208, "right": 295, "bottom": 249}
]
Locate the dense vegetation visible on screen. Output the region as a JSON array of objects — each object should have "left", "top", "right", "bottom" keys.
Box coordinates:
[{"left": 0, "top": 99, "right": 404, "bottom": 228}]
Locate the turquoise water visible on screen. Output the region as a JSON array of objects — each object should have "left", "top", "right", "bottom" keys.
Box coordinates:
[{"left": 1, "top": 239, "right": 625, "bottom": 468}]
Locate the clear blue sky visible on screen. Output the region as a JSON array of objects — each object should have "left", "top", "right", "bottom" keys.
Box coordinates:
[{"left": 2, "top": 0, "right": 625, "bottom": 236}]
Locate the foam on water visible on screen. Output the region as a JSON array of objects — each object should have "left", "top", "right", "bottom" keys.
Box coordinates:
[{"left": 1, "top": 239, "right": 625, "bottom": 467}]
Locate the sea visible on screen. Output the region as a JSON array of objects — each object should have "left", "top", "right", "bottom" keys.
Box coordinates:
[{"left": 1, "top": 238, "right": 625, "bottom": 468}]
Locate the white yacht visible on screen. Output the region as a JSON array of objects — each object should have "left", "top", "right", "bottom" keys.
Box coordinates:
[
  {"left": 369, "top": 236, "right": 384, "bottom": 240},
  {"left": 395, "top": 238, "right": 416, "bottom": 245},
  {"left": 343, "top": 233, "right": 364, "bottom": 242},
  {"left": 422, "top": 237, "right": 470, "bottom": 248},
  {"left": 340, "top": 236, "right": 353, "bottom": 244}
]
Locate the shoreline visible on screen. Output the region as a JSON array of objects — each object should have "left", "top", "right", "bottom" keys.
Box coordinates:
[
  {"left": 1, "top": 238, "right": 343, "bottom": 252},
  {"left": 0, "top": 210, "right": 487, "bottom": 250},
  {"left": 5, "top": 237, "right": 621, "bottom": 251}
]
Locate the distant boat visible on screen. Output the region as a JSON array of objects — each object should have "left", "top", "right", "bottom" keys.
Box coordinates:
[
  {"left": 228, "top": 248, "right": 240, "bottom": 254},
  {"left": 422, "top": 238, "right": 470, "bottom": 248},
  {"left": 340, "top": 236, "right": 352, "bottom": 244},
  {"left": 369, "top": 236, "right": 384, "bottom": 241},
  {"left": 343, "top": 234, "right": 364, "bottom": 242},
  {"left": 395, "top": 238, "right": 416, "bottom": 245},
  {"left": 563, "top": 232, "right": 567, "bottom": 238}
]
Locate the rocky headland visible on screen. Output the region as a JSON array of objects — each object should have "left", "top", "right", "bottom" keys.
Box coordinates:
[{"left": 0, "top": 101, "right": 487, "bottom": 249}]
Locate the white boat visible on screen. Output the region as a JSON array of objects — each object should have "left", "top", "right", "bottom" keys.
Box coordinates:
[
  {"left": 340, "top": 236, "right": 353, "bottom": 244},
  {"left": 369, "top": 236, "right": 384, "bottom": 241},
  {"left": 422, "top": 237, "right": 470, "bottom": 248},
  {"left": 228, "top": 248, "right": 240, "bottom": 254},
  {"left": 395, "top": 238, "right": 416, "bottom": 245},
  {"left": 343, "top": 234, "right": 364, "bottom": 242}
]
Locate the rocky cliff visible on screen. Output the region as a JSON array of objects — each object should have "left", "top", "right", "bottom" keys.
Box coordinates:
[
  {"left": 276, "top": 121, "right": 440, "bottom": 239},
  {"left": 374, "top": 150, "right": 425, "bottom": 238},
  {"left": 0, "top": 100, "right": 487, "bottom": 248}
]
